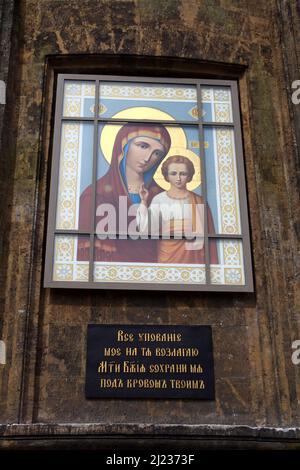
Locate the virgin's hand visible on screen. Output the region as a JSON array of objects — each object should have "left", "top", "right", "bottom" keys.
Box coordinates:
[{"left": 139, "top": 183, "right": 149, "bottom": 205}]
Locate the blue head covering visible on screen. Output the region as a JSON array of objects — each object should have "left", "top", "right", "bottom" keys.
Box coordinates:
[{"left": 120, "top": 139, "right": 166, "bottom": 203}]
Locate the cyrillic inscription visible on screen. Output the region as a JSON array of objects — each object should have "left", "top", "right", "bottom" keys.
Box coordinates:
[{"left": 86, "top": 325, "right": 214, "bottom": 399}]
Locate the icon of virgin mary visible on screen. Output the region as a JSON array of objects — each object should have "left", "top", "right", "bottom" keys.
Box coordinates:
[{"left": 78, "top": 123, "right": 171, "bottom": 262}]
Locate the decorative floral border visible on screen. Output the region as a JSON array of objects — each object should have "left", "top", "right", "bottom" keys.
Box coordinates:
[
  {"left": 53, "top": 236, "right": 244, "bottom": 285},
  {"left": 56, "top": 124, "right": 81, "bottom": 230},
  {"left": 53, "top": 236, "right": 89, "bottom": 282},
  {"left": 211, "top": 240, "right": 244, "bottom": 285},
  {"left": 201, "top": 87, "right": 233, "bottom": 122},
  {"left": 93, "top": 263, "right": 206, "bottom": 284},
  {"left": 215, "top": 128, "right": 241, "bottom": 235},
  {"left": 100, "top": 83, "right": 197, "bottom": 102},
  {"left": 63, "top": 81, "right": 95, "bottom": 117}
]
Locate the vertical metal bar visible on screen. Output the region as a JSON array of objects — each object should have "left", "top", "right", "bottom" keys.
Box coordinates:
[
  {"left": 44, "top": 74, "right": 64, "bottom": 285},
  {"left": 89, "top": 80, "right": 100, "bottom": 282},
  {"left": 197, "top": 83, "right": 210, "bottom": 285},
  {"left": 230, "top": 81, "right": 253, "bottom": 291}
]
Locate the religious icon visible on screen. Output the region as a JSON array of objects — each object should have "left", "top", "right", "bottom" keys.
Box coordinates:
[
  {"left": 77, "top": 105, "right": 217, "bottom": 264},
  {"left": 52, "top": 81, "right": 246, "bottom": 287},
  {"left": 78, "top": 121, "right": 172, "bottom": 263},
  {"left": 136, "top": 153, "right": 218, "bottom": 264}
]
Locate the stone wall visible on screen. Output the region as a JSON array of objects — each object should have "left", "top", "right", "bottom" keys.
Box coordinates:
[
  {"left": 0, "top": 0, "right": 300, "bottom": 449},
  {"left": 0, "top": 0, "right": 18, "bottom": 332}
]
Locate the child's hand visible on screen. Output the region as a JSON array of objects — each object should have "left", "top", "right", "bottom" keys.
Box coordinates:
[{"left": 139, "top": 183, "right": 149, "bottom": 206}]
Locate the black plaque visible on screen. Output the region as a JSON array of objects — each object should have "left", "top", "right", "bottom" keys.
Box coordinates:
[{"left": 85, "top": 325, "right": 215, "bottom": 399}]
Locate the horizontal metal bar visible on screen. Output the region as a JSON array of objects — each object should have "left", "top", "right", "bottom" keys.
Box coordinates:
[
  {"left": 54, "top": 229, "right": 91, "bottom": 235},
  {"left": 45, "top": 279, "right": 252, "bottom": 292},
  {"left": 61, "top": 116, "right": 94, "bottom": 122},
  {"left": 54, "top": 230, "right": 243, "bottom": 240},
  {"left": 60, "top": 117, "right": 236, "bottom": 127},
  {"left": 203, "top": 121, "right": 234, "bottom": 127},
  {"left": 207, "top": 233, "right": 243, "bottom": 239},
  {"left": 59, "top": 74, "right": 199, "bottom": 85},
  {"left": 61, "top": 116, "right": 200, "bottom": 125},
  {"left": 58, "top": 74, "right": 237, "bottom": 88},
  {"left": 97, "top": 118, "right": 200, "bottom": 125}
]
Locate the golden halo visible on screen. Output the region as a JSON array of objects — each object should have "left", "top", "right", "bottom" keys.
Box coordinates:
[
  {"left": 100, "top": 107, "right": 187, "bottom": 163},
  {"left": 154, "top": 147, "right": 201, "bottom": 191}
]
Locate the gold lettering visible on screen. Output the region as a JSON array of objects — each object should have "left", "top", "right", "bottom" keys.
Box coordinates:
[
  {"left": 138, "top": 332, "right": 182, "bottom": 342},
  {"left": 126, "top": 379, "right": 167, "bottom": 389},
  {"left": 103, "top": 347, "right": 121, "bottom": 357},
  {"left": 190, "top": 364, "right": 203, "bottom": 373},
  {"left": 98, "top": 361, "right": 121, "bottom": 373},
  {"left": 149, "top": 363, "right": 188, "bottom": 373},
  {"left": 123, "top": 361, "right": 146, "bottom": 373},
  {"left": 98, "top": 361, "right": 107, "bottom": 373},
  {"left": 99, "top": 378, "right": 123, "bottom": 388},
  {"left": 125, "top": 347, "right": 138, "bottom": 356},
  {"left": 108, "top": 361, "right": 121, "bottom": 373},
  {"left": 141, "top": 347, "right": 152, "bottom": 356},
  {"left": 117, "top": 330, "right": 134, "bottom": 342},
  {"left": 169, "top": 379, "right": 205, "bottom": 389},
  {"left": 155, "top": 348, "right": 199, "bottom": 357}
]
